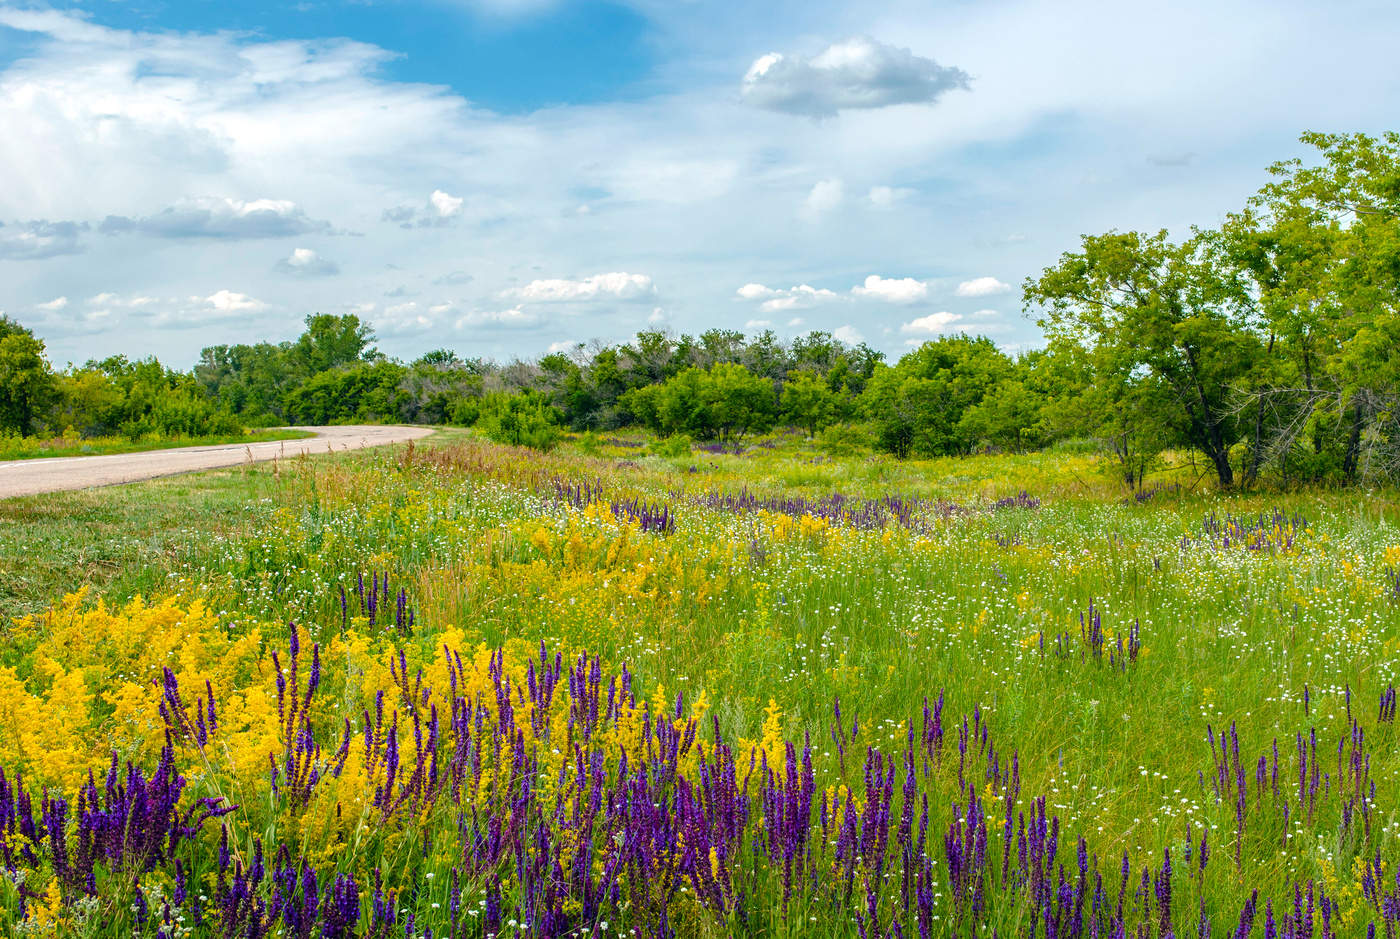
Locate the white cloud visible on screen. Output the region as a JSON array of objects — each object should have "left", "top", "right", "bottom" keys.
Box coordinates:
[
  {"left": 803, "top": 178, "right": 844, "bottom": 217},
  {"left": 742, "top": 36, "right": 970, "bottom": 118},
  {"left": 0, "top": 220, "right": 86, "bottom": 259},
  {"left": 647, "top": 307, "right": 667, "bottom": 324},
  {"left": 971, "top": 308, "right": 1000, "bottom": 317},
  {"left": 506, "top": 272, "right": 654, "bottom": 302},
  {"left": 833, "top": 325, "right": 864, "bottom": 345},
  {"left": 736, "top": 283, "right": 840, "bottom": 313},
  {"left": 377, "top": 301, "right": 436, "bottom": 333},
  {"left": 744, "top": 318, "right": 773, "bottom": 330},
  {"left": 5, "top": 0, "right": 1398, "bottom": 367},
  {"left": 36, "top": 296, "right": 68, "bottom": 310},
  {"left": 454, "top": 306, "right": 540, "bottom": 329},
  {"left": 901, "top": 311, "right": 961, "bottom": 333},
  {"left": 955, "top": 276, "right": 1012, "bottom": 297},
  {"left": 100, "top": 198, "right": 328, "bottom": 239},
  {"left": 204, "top": 290, "right": 268, "bottom": 313},
  {"left": 75, "top": 290, "right": 269, "bottom": 329},
  {"left": 429, "top": 189, "right": 464, "bottom": 218},
  {"left": 868, "top": 185, "right": 913, "bottom": 207},
  {"left": 86, "top": 292, "right": 158, "bottom": 310},
  {"left": 852, "top": 274, "right": 929, "bottom": 303},
  {"left": 787, "top": 317, "right": 805, "bottom": 327},
  {"left": 274, "top": 247, "right": 340, "bottom": 276}
]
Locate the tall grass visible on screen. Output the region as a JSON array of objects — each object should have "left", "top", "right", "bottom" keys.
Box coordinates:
[{"left": 0, "top": 433, "right": 1396, "bottom": 936}]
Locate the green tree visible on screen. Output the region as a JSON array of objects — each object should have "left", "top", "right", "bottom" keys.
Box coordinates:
[
  {"left": 861, "top": 335, "right": 1013, "bottom": 458},
  {"left": 0, "top": 316, "right": 57, "bottom": 436},
  {"left": 1224, "top": 131, "right": 1400, "bottom": 483},
  {"left": 283, "top": 361, "right": 410, "bottom": 425},
  {"left": 1024, "top": 230, "right": 1262, "bottom": 487},
  {"left": 623, "top": 363, "right": 776, "bottom": 441},
  {"left": 289, "top": 314, "right": 378, "bottom": 378},
  {"left": 477, "top": 391, "right": 562, "bottom": 450},
  {"left": 780, "top": 370, "right": 840, "bottom": 436}
]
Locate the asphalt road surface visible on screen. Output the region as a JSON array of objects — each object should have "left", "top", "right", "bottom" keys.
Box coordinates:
[{"left": 0, "top": 425, "right": 436, "bottom": 499}]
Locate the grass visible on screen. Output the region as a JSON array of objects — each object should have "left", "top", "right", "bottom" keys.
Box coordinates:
[
  {"left": 0, "top": 462, "right": 284, "bottom": 620},
  {"left": 0, "top": 429, "right": 1397, "bottom": 936},
  {"left": 0, "top": 426, "right": 315, "bottom": 461}
]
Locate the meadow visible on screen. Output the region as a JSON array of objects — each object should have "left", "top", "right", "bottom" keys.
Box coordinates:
[{"left": 1, "top": 431, "right": 1397, "bottom": 938}]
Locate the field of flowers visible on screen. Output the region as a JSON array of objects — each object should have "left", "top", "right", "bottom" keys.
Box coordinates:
[{"left": 2, "top": 433, "right": 1399, "bottom": 938}]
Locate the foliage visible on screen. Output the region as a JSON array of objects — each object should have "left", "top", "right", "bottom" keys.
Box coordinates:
[
  {"left": 1024, "top": 230, "right": 1261, "bottom": 487},
  {"left": 862, "top": 335, "right": 1014, "bottom": 458},
  {"left": 624, "top": 362, "right": 777, "bottom": 441},
  {"left": 0, "top": 316, "right": 58, "bottom": 436},
  {"left": 780, "top": 369, "right": 842, "bottom": 436},
  {"left": 477, "top": 390, "right": 562, "bottom": 450}
]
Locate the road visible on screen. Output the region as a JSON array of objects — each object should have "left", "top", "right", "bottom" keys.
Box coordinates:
[{"left": 0, "top": 425, "right": 436, "bottom": 499}]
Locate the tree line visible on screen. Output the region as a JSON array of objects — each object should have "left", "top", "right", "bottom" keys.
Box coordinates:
[{"left": 3, "top": 131, "right": 1397, "bottom": 487}]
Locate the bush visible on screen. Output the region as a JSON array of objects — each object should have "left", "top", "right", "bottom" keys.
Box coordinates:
[
  {"left": 478, "top": 391, "right": 562, "bottom": 451},
  {"left": 648, "top": 434, "right": 691, "bottom": 459},
  {"left": 817, "top": 422, "right": 873, "bottom": 457}
]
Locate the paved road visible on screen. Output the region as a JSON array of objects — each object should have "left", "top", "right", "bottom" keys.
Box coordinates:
[{"left": 0, "top": 425, "right": 436, "bottom": 499}]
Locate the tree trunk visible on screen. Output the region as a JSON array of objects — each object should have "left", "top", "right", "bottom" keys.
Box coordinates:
[
  {"left": 1342, "top": 404, "right": 1366, "bottom": 483},
  {"left": 1208, "top": 438, "right": 1234, "bottom": 487}
]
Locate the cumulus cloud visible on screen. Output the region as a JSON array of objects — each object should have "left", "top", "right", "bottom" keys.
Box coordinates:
[
  {"left": 787, "top": 317, "right": 805, "bottom": 327},
  {"left": 99, "top": 198, "right": 329, "bottom": 240},
  {"left": 274, "top": 247, "right": 340, "bottom": 276},
  {"left": 505, "top": 272, "right": 655, "bottom": 302},
  {"left": 868, "top": 185, "right": 913, "bottom": 208},
  {"left": 204, "top": 290, "right": 268, "bottom": 313},
  {"left": 0, "top": 220, "right": 87, "bottom": 259},
  {"left": 852, "top": 274, "right": 929, "bottom": 303},
  {"left": 36, "top": 296, "right": 69, "bottom": 311},
  {"left": 455, "top": 306, "right": 541, "bottom": 329},
  {"left": 900, "top": 311, "right": 961, "bottom": 334},
  {"left": 832, "top": 325, "right": 864, "bottom": 345},
  {"left": 377, "top": 301, "right": 436, "bottom": 333},
  {"left": 744, "top": 318, "right": 773, "bottom": 330},
  {"left": 803, "top": 178, "right": 844, "bottom": 218},
  {"left": 383, "top": 190, "right": 468, "bottom": 228},
  {"left": 954, "top": 276, "right": 1012, "bottom": 297},
  {"left": 971, "top": 308, "right": 1000, "bottom": 317},
  {"left": 81, "top": 290, "right": 270, "bottom": 328},
  {"left": 742, "top": 36, "right": 970, "bottom": 118},
  {"left": 429, "top": 189, "right": 464, "bottom": 218},
  {"left": 736, "top": 283, "right": 840, "bottom": 313}
]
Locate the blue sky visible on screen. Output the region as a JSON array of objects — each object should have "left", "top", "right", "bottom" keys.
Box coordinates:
[
  {"left": 28, "top": 0, "right": 661, "bottom": 112},
  {"left": 2, "top": 0, "right": 1399, "bottom": 367}
]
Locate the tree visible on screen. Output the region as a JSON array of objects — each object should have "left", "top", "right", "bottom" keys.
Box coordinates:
[
  {"left": 283, "top": 361, "right": 410, "bottom": 425},
  {"left": 780, "top": 370, "right": 840, "bottom": 436},
  {"left": 1024, "top": 230, "right": 1262, "bottom": 487},
  {"left": 1223, "top": 131, "right": 1400, "bottom": 483},
  {"left": 623, "top": 363, "right": 776, "bottom": 441},
  {"left": 0, "top": 316, "right": 57, "bottom": 436},
  {"left": 289, "top": 314, "right": 378, "bottom": 378},
  {"left": 477, "top": 391, "right": 561, "bottom": 450},
  {"left": 861, "top": 335, "right": 1013, "bottom": 458}
]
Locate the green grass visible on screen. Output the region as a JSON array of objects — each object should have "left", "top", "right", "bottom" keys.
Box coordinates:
[
  {"left": 0, "top": 427, "right": 315, "bottom": 461},
  {"left": 0, "top": 463, "right": 284, "bottom": 620},
  {"left": 2, "top": 430, "right": 1399, "bottom": 936}
]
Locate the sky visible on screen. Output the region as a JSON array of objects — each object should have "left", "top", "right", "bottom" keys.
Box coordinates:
[{"left": 1, "top": 0, "right": 1398, "bottom": 368}]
